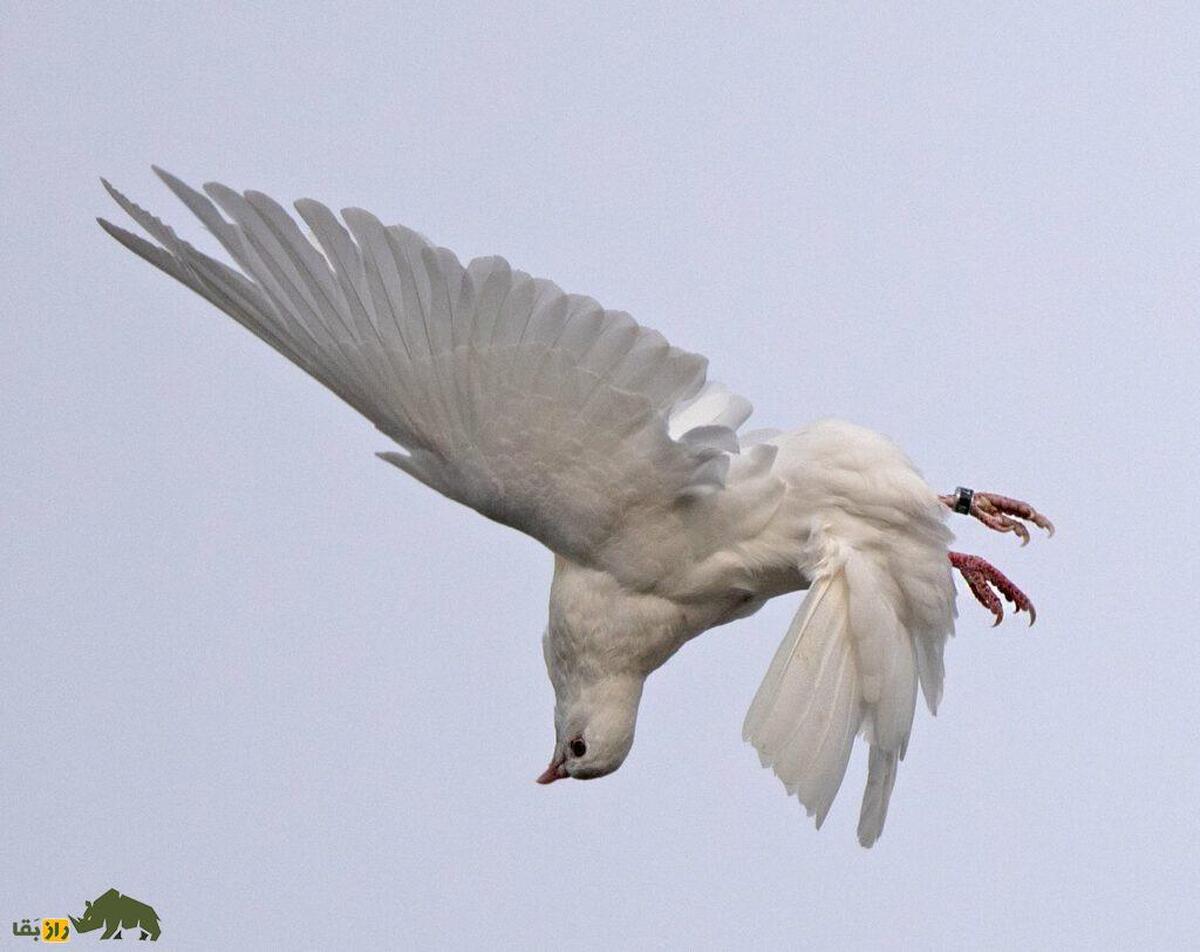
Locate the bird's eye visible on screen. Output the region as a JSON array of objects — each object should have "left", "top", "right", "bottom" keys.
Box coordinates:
[{"left": 569, "top": 738, "right": 587, "bottom": 758}]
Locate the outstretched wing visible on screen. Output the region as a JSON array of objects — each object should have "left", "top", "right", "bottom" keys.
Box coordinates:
[{"left": 98, "top": 170, "right": 752, "bottom": 582}]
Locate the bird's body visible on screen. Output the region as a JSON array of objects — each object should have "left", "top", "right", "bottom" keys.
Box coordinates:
[
  {"left": 546, "top": 418, "right": 953, "bottom": 711},
  {"left": 541, "top": 418, "right": 956, "bottom": 845},
  {"left": 98, "top": 170, "right": 1049, "bottom": 846}
]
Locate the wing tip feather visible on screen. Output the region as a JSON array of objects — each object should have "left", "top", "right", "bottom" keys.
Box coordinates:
[{"left": 150, "top": 164, "right": 178, "bottom": 187}]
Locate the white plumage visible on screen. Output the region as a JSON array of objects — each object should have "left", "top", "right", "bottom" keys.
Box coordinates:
[{"left": 100, "top": 170, "right": 958, "bottom": 846}]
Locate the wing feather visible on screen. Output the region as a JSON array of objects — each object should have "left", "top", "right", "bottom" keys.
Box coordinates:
[{"left": 101, "top": 172, "right": 752, "bottom": 581}]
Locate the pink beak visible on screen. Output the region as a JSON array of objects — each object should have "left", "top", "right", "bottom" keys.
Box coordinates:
[{"left": 536, "top": 758, "right": 567, "bottom": 784}]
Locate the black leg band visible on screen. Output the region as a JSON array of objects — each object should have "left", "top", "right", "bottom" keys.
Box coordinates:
[{"left": 954, "top": 486, "right": 974, "bottom": 514}]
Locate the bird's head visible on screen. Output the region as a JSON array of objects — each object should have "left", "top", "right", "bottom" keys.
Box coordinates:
[{"left": 536, "top": 673, "right": 643, "bottom": 784}]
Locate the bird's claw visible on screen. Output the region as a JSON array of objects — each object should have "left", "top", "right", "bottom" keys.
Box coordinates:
[
  {"left": 940, "top": 489, "right": 1054, "bottom": 544},
  {"left": 949, "top": 551, "right": 1037, "bottom": 626},
  {"left": 976, "top": 507, "right": 1031, "bottom": 545}
]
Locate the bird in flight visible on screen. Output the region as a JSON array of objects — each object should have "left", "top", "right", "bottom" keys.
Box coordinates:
[{"left": 99, "top": 171, "right": 1053, "bottom": 846}]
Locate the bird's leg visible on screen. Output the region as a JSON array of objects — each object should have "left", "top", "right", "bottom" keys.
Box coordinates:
[
  {"left": 939, "top": 487, "right": 1054, "bottom": 546},
  {"left": 949, "top": 551, "right": 1036, "bottom": 626}
]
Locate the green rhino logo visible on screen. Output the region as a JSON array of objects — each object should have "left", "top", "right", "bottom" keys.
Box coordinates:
[{"left": 69, "top": 888, "right": 161, "bottom": 941}]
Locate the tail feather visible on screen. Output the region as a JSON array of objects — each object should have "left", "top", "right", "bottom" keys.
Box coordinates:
[
  {"left": 857, "top": 746, "right": 900, "bottom": 847},
  {"left": 743, "top": 574, "right": 844, "bottom": 764},
  {"left": 745, "top": 548, "right": 935, "bottom": 846}
]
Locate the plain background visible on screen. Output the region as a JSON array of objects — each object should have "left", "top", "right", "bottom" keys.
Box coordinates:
[{"left": 3, "top": 3, "right": 1197, "bottom": 949}]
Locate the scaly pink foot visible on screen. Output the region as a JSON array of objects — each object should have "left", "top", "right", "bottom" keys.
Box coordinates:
[
  {"left": 939, "top": 487, "right": 1055, "bottom": 546},
  {"left": 949, "top": 551, "right": 1036, "bottom": 626}
]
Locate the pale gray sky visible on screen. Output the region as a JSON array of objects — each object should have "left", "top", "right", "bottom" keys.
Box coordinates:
[{"left": 2, "top": 3, "right": 1197, "bottom": 949}]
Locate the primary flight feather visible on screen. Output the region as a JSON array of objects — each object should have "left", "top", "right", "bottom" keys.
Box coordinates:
[{"left": 98, "top": 170, "right": 1052, "bottom": 846}]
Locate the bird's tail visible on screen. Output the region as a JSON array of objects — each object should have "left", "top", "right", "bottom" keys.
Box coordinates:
[{"left": 744, "top": 538, "right": 950, "bottom": 847}]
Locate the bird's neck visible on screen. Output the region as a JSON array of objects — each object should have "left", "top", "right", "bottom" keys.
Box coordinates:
[{"left": 545, "top": 557, "right": 699, "bottom": 685}]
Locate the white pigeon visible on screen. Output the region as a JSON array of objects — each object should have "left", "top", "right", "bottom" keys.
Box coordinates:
[{"left": 98, "top": 170, "right": 1053, "bottom": 847}]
